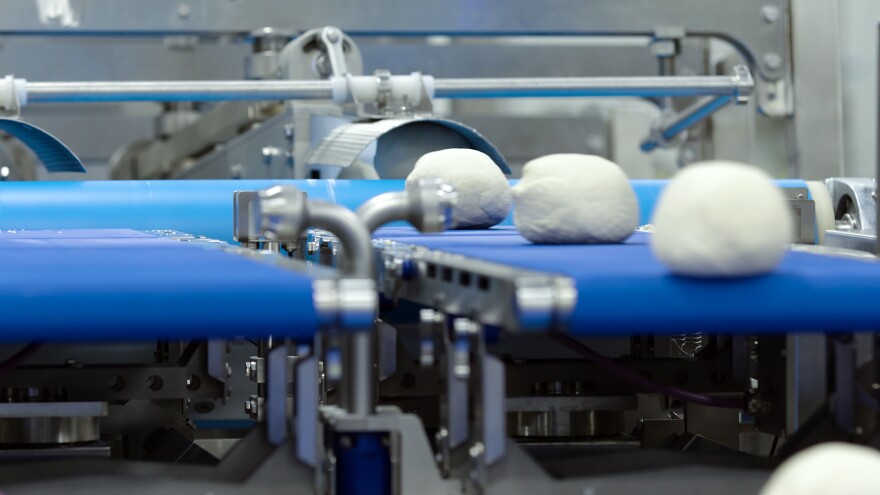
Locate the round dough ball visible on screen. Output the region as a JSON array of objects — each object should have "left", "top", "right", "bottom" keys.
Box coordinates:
[
  {"left": 511, "top": 154, "right": 638, "bottom": 244},
  {"left": 762, "top": 442, "right": 880, "bottom": 495},
  {"left": 651, "top": 161, "right": 792, "bottom": 278},
  {"left": 406, "top": 148, "right": 511, "bottom": 229}
]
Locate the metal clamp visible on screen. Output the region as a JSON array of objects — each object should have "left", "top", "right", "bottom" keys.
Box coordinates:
[
  {"left": 313, "top": 278, "right": 378, "bottom": 333},
  {"left": 0, "top": 75, "right": 24, "bottom": 117}
]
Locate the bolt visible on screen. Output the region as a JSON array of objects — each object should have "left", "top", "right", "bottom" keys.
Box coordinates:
[
  {"left": 176, "top": 3, "right": 191, "bottom": 19},
  {"left": 761, "top": 4, "right": 781, "bottom": 24},
  {"left": 582, "top": 488, "right": 597, "bottom": 495},
  {"left": 763, "top": 52, "right": 783, "bottom": 71},
  {"left": 338, "top": 435, "right": 353, "bottom": 449},
  {"left": 244, "top": 397, "right": 258, "bottom": 418},
  {"left": 325, "top": 28, "right": 340, "bottom": 43}
]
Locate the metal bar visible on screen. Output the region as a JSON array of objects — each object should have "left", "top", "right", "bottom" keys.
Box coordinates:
[
  {"left": 641, "top": 95, "right": 733, "bottom": 152},
  {"left": 24, "top": 74, "right": 751, "bottom": 104},
  {"left": 0, "top": 401, "right": 107, "bottom": 418},
  {"left": 342, "top": 331, "right": 375, "bottom": 416},
  {"left": 25, "top": 80, "right": 334, "bottom": 103},
  {"left": 431, "top": 75, "right": 749, "bottom": 99}
]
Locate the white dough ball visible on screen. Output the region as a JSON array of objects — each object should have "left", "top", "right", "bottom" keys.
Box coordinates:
[
  {"left": 406, "top": 148, "right": 511, "bottom": 229},
  {"left": 762, "top": 443, "right": 880, "bottom": 495},
  {"left": 511, "top": 154, "right": 638, "bottom": 244},
  {"left": 651, "top": 161, "right": 792, "bottom": 278}
]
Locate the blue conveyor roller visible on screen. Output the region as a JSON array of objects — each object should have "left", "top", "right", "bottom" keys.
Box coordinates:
[
  {"left": 0, "top": 179, "right": 807, "bottom": 243},
  {"left": 374, "top": 226, "right": 880, "bottom": 334},
  {"left": 0, "top": 229, "right": 318, "bottom": 341}
]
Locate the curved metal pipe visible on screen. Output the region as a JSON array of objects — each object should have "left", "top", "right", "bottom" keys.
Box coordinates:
[
  {"left": 308, "top": 203, "right": 373, "bottom": 279},
  {"left": 356, "top": 192, "right": 410, "bottom": 233},
  {"left": 256, "top": 185, "right": 373, "bottom": 278},
  {"left": 355, "top": 178, "right": 457, "bottom": 233},
  {"left": 256, "top": 185, "right": 377, "bottom": 415}
]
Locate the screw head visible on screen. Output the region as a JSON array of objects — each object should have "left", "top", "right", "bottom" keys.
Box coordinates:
[
  {"left": 176, "top": 3, "right": 191, "bottom": 19},
  {"left": 763, "top": 52, "right": 783, "bottom": 71},
  {"left": 761, "top": 4, "right": 781, "bottom": 24}
]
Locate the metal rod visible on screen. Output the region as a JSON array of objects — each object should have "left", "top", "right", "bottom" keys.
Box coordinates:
[
  {"left": 342, "top": 331, "right": 375, "bottom": 416},
  {"left": 25, "top": 80, "right": 335, "bottom": 103},
  {"left": 640, "top": 94, "right": 733, "bottom": 152},
  {"left": 431, "top": 74, "right": 749, "bottom": 99},
  {"left": 24, "top": 74, "right": 750, "bottom": 103}
]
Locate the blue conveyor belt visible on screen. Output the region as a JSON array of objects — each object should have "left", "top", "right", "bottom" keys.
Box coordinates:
[
  {"left": 0, "top": 180, "right": 406, "bottom": 243},
  {"left": 374, "top": 226, "right": 880, "bottom": 334},
  {"left": 0, "top": 179, "right": 807, "bottom": 242},
  {"left": 0, "top": 229, "right": 318, "bottom": 341}
]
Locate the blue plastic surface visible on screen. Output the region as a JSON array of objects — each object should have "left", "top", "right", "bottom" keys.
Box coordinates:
[
  {"left": 374, "top": 226, "right": 880, "bottom": 334},
  {"left": 0, "top": 229, "right": 317, "bottom": 341},
  {"left": 334, "top": 432, "right": 392, "bottom": 495},
  {"left": 0, "top": 179, "right": 807, "bottom": 242}
]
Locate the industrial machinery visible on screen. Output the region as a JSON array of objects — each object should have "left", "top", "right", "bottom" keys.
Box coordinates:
[{"left": 0, "top": 2, "right": 872, "bottom": 494}]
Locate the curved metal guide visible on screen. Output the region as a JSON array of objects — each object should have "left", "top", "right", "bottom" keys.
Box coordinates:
[
  {"left": 305, "top": 116, "right": 510, "bottom": 177},
  {"left": 0, "top": 118, "right": 85, "bottom": 173}
]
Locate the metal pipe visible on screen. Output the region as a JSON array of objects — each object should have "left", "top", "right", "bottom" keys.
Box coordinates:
[
  {"left": 26, "top": 80, "right": 334, "bottom": 103},
  {"left": 640, "top": 95, "right": 733, "bottom": 152},
  {"left": 432, "top": 74, "right": 750, "bottom": 99},
  {"left": 342, "top": 331, "right": 375, "bottom": 416},
  {"left": 23, "top": 72, "right": 752, "bottom": 104},
  {"left": 355, "top": 178, "right": 456, "bottom": 233},
  {"left": 308, "top": 204, "right": 374, "bottom": 279},
  {"left": 356, "top": 193, "right": 409, "bottom": 234},
  {"left": 256, "top": 185, "right": 374, "bottom": 278}
]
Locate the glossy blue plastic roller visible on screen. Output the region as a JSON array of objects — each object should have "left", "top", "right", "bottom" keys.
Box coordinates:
[{"left": 0, "top": 179, "right": 808, "bottom": 242}]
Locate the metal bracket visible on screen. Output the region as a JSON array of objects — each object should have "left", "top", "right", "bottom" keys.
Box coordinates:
[
  {"left": 444, "top": 318, "right": 506, "bottom": 493},
  {"left": 319, "top": 26, "right": 349, "bottom": 78},
  {"left": 354, "top": 69, "right": 436, "bottom": 117},
  {"left": 641, "top": 65, "right": 753, "bottom": 152}
]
